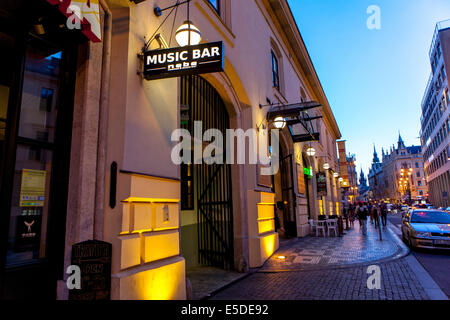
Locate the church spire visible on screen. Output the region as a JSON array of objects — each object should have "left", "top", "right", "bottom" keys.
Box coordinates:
[
  {"left": 398, "top": 132, "right": 405, "bottom": 149},
  {"left": 373, "top": 144, "right": 380, "bottom": 163}
]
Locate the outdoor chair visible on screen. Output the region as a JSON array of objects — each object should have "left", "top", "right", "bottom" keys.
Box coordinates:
[
  {"left": 309, "top": 219, "right": 317, "bottom": 235},
  {"left": 326, "top": 219, "right": 338, "bottom": 237},
  {"left": 316, "top": 220, "right": 327, "bottom": 237}
]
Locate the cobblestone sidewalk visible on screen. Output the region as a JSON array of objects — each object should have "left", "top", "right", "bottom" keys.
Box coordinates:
[
  {"left": 208, "top": 221, "right": 430, "bottom": 300},
  {"left": 262, "top": 221, "right": 408, "bottom": 271},
  {"left": 210, "top": 258, "right": 429, "bottom": 300}
]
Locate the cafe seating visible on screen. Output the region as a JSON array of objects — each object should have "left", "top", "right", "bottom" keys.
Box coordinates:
[
  {"left": 315, "top": 220, "right": 327, "bottom": 237},
  {"left": 309, "top": 219, "right": 317, "bottom": 235},
  {"left": 326, "top": 219, "right": 338, "bottom": 237}
]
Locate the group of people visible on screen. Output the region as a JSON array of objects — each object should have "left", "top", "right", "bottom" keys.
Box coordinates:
[{"left": 343, "top": 201, "right": 388, "bottom": 236}]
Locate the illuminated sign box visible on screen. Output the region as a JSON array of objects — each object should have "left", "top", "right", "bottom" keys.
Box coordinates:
[{"left": 144, "top": 41, "right": 224, "bottom": 80}]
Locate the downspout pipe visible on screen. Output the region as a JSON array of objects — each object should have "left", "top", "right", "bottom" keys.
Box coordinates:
[{"left": 94, "top": 0, "right": 112, "bottom": 240}]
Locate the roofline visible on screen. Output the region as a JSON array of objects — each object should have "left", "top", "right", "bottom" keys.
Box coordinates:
[{"left": 266, "top": 0, "right": 342, "bottom": 139}]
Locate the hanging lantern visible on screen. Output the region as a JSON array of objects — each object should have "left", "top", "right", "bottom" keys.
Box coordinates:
[
  {"left": 306, "top": 147, "right": 316, "bottom": 157},
  {"left": 273, "top": 117, "right": 286, "bottom": 129},
  {"left": 333, "top": 172, "right": 339, "bottom": 178},
  {"left": 323, "top": 163, "right": 330, "bottom": 170},
  {"left": 176, "top": 20, "right": 202, "bottom": 47}
]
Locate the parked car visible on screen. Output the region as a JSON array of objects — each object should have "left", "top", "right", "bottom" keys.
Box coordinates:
[{"left": 402, "top": 209, "right": 450, "bottom": 250}]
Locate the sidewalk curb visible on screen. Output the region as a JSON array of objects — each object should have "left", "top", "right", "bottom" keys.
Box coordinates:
[
  {"left": 388, "top": 223, "right": 448, "bottom": 300},
  {"left": 404, "top": 254, "right": 449, "bottom": 300}
]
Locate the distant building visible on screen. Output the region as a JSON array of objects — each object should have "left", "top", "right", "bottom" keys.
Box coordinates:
[
  {"left": 368, "top": 145, "right": 384, "bottom": 200},
  {"left": 420, "top": 19, "right": 450, "bottom": 207},
  {"left": 358, "top": 169, "right": 370, "bottom": 201},
  {"left": 381, "top": 135, "right": 428, "bottom": 203}
]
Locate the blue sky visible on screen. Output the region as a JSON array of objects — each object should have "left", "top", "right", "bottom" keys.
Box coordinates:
[{"left": 287, "top": 0, "right": 450, "bottom": 178}]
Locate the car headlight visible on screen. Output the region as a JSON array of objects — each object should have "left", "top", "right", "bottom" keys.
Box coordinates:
[{"left": 414, "top": 231, "right": 432, "bottom": 238}]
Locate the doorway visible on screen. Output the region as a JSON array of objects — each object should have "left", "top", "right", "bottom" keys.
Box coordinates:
[
  {"left": 180, "top": 75, "right": 234, "bottom": 271},
  {"left": 0, "top": 1, "right": 80, "bottom": 299},
  {"left": 274, "top": 138, "right": 297, "bottom": 238}
]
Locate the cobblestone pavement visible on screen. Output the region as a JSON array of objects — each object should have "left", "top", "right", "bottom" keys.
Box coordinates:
[
  {"left": 209, "top": 221, "right": 430, "bottom": 300},
  {"left": 210, "top": 258, "right": 429, "bottom": 300},
  {"left": 262, "top": 221, "right": 407, "bottom": 271}
]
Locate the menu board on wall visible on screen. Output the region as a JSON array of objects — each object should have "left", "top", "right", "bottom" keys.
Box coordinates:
[
  {"left": 297, "top": 164, "right": 306, "bottom": 194},
  {"left": 317, "top": 173, "right": 327, "bottom": 197}
]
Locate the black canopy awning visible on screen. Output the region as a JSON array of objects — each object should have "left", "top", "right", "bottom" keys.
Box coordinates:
[
  {"left": 266, "top": 101, "right": 322, "bottom": 120},
  {"left": 266, "top": 101, "right": 322, "bottom": 143}
]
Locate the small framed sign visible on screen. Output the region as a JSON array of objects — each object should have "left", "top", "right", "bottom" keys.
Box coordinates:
[{"left": 143, "top": 41, "right": 224, "bottom": 80}]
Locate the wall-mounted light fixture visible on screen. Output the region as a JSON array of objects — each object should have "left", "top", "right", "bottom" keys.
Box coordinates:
[
  {"left": 306, "top": 147, "right": 316, "bottom": 157},
  {"left": 272, "top": 117, "right": 286, "bottom": 129}
]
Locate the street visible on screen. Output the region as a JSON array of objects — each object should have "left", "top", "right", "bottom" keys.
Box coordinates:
[
  {"left": 387, "top": 212, "right": 450, "bottom": 298},
  {"left": 208, "top": 221, "right": 446, "bottom": 300}
]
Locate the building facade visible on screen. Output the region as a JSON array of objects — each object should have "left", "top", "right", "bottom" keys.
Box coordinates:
[
  {"left": 0, "top": 0, "right": 342, "bottom": 300},
  {"left": 368, "top": 146, "right": 384, "bottom": 201},
  {"left": 381, "top": 136, "right": 428, "bottom": 203},
  {"left": 420, "top": 19, "right": 450, "bottom": 208},
  {"left": 368, "top": 137, "right": 428, "bottom": 203}
]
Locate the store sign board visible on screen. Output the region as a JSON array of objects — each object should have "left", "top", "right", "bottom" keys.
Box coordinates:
[
  {"left": 15, "top": 216, "right": 42, "bottom": 252},
  {"left": 144, "top": 42, "right": 224, "bottom": 80},
  {"left": 297, "top": 164, "right": 306, "bottom": 194},
  {"left": 69, "top": 240, "right": 112, "bottom": 300},
  {"left": 317, "top": 173, "right": 327, "bottom": 197},
  {"left": 47, "top": 0, "right": 102, "bottom": 42}
]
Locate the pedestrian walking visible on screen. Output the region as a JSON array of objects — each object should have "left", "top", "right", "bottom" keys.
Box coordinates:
[
  {"left": 381, "top": 202, "right": 388, "bottom": 227},
  {"left": 356, "top": 202, "right": 368, "bottom": 235},
  {"left": 368, "top": 201, "right": 374, "bottom": 225},
  {"left": 372, "top": 202, "right": 380, "bottom": 229}
]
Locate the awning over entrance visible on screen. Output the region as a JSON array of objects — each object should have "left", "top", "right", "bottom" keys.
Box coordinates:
[{"left": 266, "top": 101, "right": 322, "bottom": 143}]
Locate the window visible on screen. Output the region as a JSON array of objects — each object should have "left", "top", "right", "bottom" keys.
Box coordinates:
[
  {"left": 418, "top": 181, "right": 422, "bottom": 187},
  {"left": 271, "top": 50, "right": 280, "bottom": 91},
  {"left": 208, "top": 0, "right": 220, "bottom": 15},
  {"left": 39, "top": 88, "right": 54, "bottom": 112},
  {"left": 416, "top": 171, "right": 420, "bottom": 178}
]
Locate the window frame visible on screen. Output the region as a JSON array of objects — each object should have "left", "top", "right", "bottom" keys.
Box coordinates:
[
  {"left": 207, "top": 0, "right": 220, "bottom": 15},
  {"left": 271, "top": 50, "right": 280, "bottom": 91}
]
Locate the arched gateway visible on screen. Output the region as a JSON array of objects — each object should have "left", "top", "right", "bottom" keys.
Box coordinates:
[{"left": 180, "top": 75, "right": 234, "bottom": 270}]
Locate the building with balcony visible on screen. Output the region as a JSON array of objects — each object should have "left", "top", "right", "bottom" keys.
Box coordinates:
[{"left": 420, "top": 19, "right": 450, "bottom": 208}]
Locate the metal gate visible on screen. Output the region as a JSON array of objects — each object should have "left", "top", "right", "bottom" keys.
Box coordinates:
[
  {"left": 280, "top": 154, "right": 297, "bottom": 237},
  {"left": 181, "top": 75, "right": 234, "bottom": 270}
]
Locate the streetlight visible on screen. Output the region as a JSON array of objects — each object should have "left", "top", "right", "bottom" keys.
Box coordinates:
[{"left": 323, "top": 163, "right": 330, "bottom": 170}]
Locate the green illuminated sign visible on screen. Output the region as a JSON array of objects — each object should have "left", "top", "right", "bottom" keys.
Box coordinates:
[{"left": 303, "top": 167, "right": 313, "bottom": 177}]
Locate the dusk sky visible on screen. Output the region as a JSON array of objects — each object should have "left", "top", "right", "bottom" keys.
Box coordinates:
[{"left": 288, "top": 0, "right": 450, "bottom": 179}]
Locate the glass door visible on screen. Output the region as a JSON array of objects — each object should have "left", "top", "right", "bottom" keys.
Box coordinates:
[
  {"left": 0, "top": 31, "right": 78, "bottom": 300},
  {"left": 6, "top": 40, "right": 62, "bottom": 267}
]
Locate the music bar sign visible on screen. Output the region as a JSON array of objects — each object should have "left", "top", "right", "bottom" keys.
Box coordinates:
[{"left": 144, "top": 41, "right": 224, "bottom": 80}]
